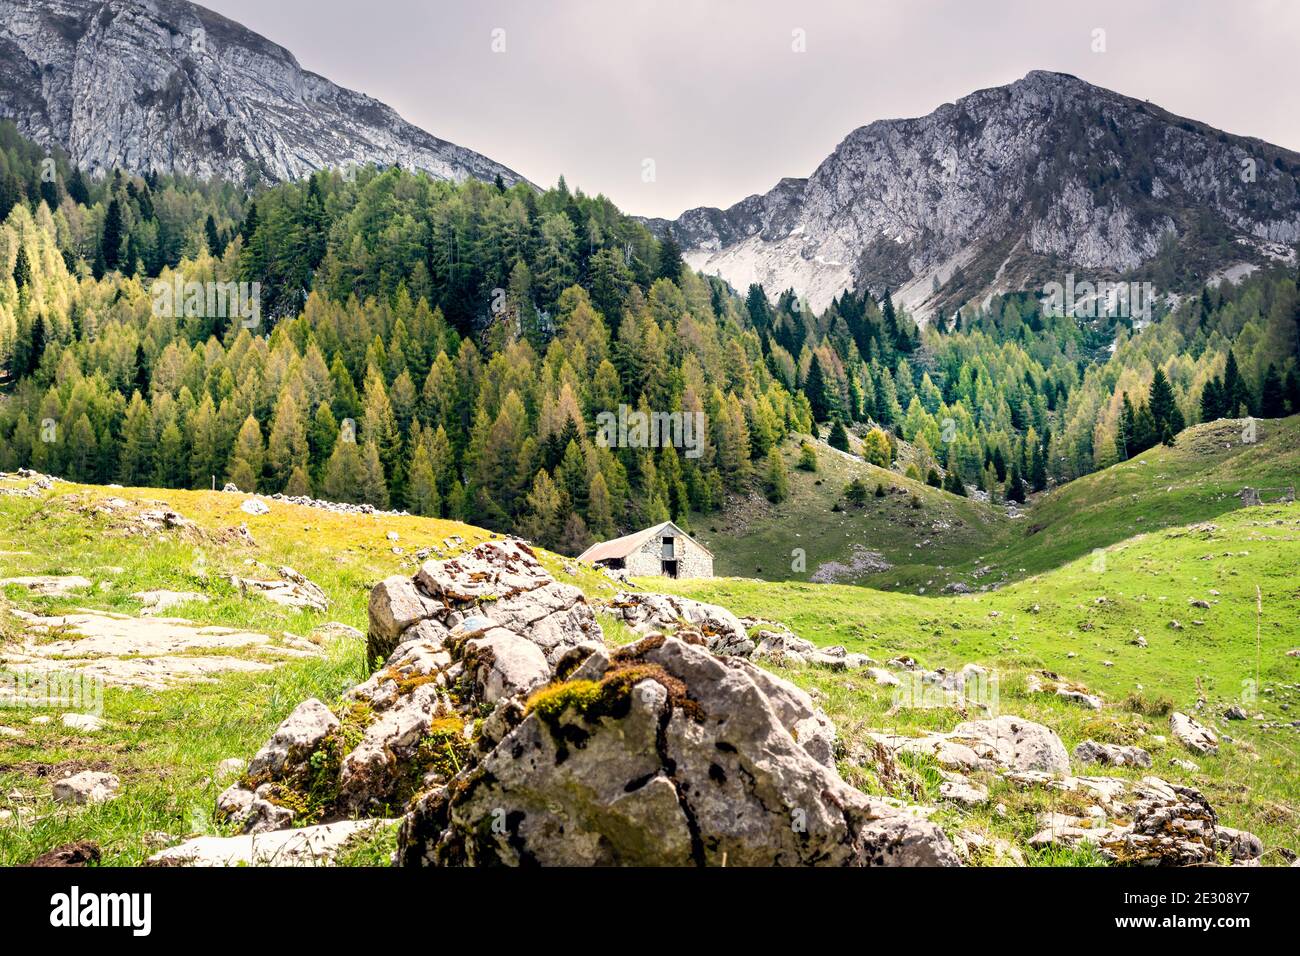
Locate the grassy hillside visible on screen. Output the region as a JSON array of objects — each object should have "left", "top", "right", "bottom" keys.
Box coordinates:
[
  {"left": 700, "top": 415, "right": 1300, "bottom": 594},
  {"left": 653, "top": 500, "right": 1300, "bottom": 860},
  {"left": 691, "top": 433, "right": 1014, "bottom": 592}
]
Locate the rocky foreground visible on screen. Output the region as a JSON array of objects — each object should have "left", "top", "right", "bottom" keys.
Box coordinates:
[
  {"left": 195, "top": 539, "right": 956, "bottom": 866},
  {"left": 153, "top": 538, "right": 1274, "bottom": 868}
]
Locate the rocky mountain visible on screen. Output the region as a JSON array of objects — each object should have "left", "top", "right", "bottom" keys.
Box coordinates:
[
  {"left": 652, "top": 71, "right": 1300, "bottom": 318},
  {"left": 0, "top": 0, "right": 527, "bottom": 185}
]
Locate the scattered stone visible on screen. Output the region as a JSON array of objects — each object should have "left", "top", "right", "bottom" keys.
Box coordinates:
[
  {"left": 149, "top": 820, "right": 397, "bottom": 867},
  {"left": 1073, "top": 739, "right": 1151, "bottom": 768},
  {"left": 0, "top": 726, "right": 21, "bottom": 738},
  {"left": 1057, "top": 689, "right": 1103, "bottom": 710},
  {"left": 1171, "top": 712, "right": 1219, "bottom": 755},
  {"left": 132, "top": 590, "right": 210, "bottom": 615},
  {"left": 870, "top": 715, "right": 1070, "bottom": 774},
  {"left": 1169, "top": 757, "right": 1199, "bottom": 772},
  {"left": 310, "top": 621, "right": 364, "bottom": 643},
  {"left": 0, "top": 575, "right": 92, "bottom": 596},
  {"left": 1223, "top": 705, "right": 1248, "bottom": 720},
  {"left": 52, "top": 771, "right": 120, "bottom": 805},
  {"left": 608, "top": 590, "right": 753, "bottom": 657},
  {"left": 809, "top": 544, "right": 892, "bottom": 583},
  {"left": 228, "top": 566, "right": 328, "bottom": 611},
  {"left": 215, "top": 758, "right": 246, "bottom": 783},
  {"left": 5, "top": 608, "right": 315, "bottom": 690},
  {"left": 939, "top": 780, "right": 989, "bottom": 807},
  {"left": 866, "top": 667, "right": 900, "bottom": 687},
  {"left": 61, "top": 713, "right": 106, "bottom": 733}
]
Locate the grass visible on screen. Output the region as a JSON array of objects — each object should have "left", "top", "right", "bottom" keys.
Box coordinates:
[
  {"left": 695, "top": 416, "right": 1300, "bottom": 594},
  {"left": 646, "top": 499, "right": 1300, "bottom": 862},
  {"left": 689, "top": 433, "right": 1013, "bottom": 591}
]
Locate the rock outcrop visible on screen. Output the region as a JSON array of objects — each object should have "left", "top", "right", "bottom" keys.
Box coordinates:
[{"left": 205, "top": 538, "right": 959, "bottom": 867}]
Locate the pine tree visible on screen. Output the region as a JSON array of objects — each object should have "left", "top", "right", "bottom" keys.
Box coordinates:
[
  {"left": 1030, "top": 441, "right": 1047, "bottom": 492},
  {"left": 1006, "top": 465, "right": 1026, "bottom": 504},
  {"left": 284, "top": 466, "right": 312, "bottom": 497},
  {"left": 1199, "top": 377, "right": 1223, "bottom": 423},
  {"left": 1260, "top": 364, "right": 1285, "bottom": 418},
  {"left": 1148, "top": 367, "right": 1181, "bottom": 445},
  {"left": 102, "top": 198, "right": 124, "bottom": 271},
  {"left": 12, "top": 246, "right": 31, "bottom": 289},
  {"left": 805, "top": 354, "right": 835, "bottom": 422},
  {"left": 655, "top": 228, "right": 684, "bottom": 284},
  {"left": 267, "top": 394, "right": 308, "bottom": 490},
  {"left": 764, "top": 447, "right": 789, "bottom": 503},
  {"left": 227, "top": 415, "right": 265, "bottom": 492},
  {"left": 204, "top": 214, "right": 223, "bottom": 256},
  {"left": 322, "top": 437, "right": 366, "bottom": 503},
  {"left": 797, "top": 442, "right": 817, "bottom": 471},
  {"left": 587, "top": 471, "right": 616, "bottom": 539},
  {"left": 828, "top": 419, "right": 850, "bottom": 452},
  {"left": 405, "top": 437, "right": 441, "bottom": 517},
  {"left": 118, "top": 393, "right": 154, "bottom": 486},
  {"left": 359, "top": 440, "right": 390, "bottom": 508}
]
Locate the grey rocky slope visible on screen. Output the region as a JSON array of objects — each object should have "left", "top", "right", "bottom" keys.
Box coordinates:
[
  {"left": 0, "top": 0, "right": 527, "bottom": 185},
  {"left": 651, "top": 70, "right": 1300, "bottom": 316}
]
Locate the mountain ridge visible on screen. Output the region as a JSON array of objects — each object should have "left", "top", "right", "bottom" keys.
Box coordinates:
[
  {"left": 651, "top": 70, "right": 1300, "bottom": 316},
  {"left": 0, "top": 0, "right": 529, "bottom": 186}
]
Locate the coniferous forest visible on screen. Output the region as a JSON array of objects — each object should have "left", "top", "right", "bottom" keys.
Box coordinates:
[{"left": 1, "top": 120, "right": 1298, "bottom": 554}]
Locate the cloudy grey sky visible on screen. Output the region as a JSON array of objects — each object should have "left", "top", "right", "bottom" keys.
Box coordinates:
[{"left": 203, "top": 0, "right": 1300, "bottom": 218}]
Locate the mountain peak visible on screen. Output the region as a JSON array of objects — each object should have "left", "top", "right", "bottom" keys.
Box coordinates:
[
  {"left": 668, "top": 73, "right": 1300, "bottom": 316},
  {"left": 0, "top": 0, "right": 528, "bottom": 186}
]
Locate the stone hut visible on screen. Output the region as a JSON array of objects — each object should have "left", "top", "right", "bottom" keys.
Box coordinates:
[{"left": 578, "top": 521, "right": 713, "bottom": 579}]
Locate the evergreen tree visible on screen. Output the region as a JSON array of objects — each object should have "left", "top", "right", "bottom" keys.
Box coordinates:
[
  {"left": 1259, "top": 364, "right": 1285, "bottom": 418},
  {"left": 12, "top": 246, "right": 31, "bottom": 289},
  {"left": 655, "top": 228, "right": 684, "bottom": 284},
  {"left": 764, "top": 447, "right": 789, "bottom": 503},
  {"left": 322, "top": 437, "right": 366, "bottom": 503},
  {"left": 227, "top": 415, "right": 265, "bottom": 492},
  {"left": 828, "top": 419, "right": 850, "bottom": 452},
  {"left": 1006, "top": 465, "right": 1026, "bottom": 504},
  {"left": 102, "top": 198, "right": 124, "bottom": 271},
  {"left": 797, "top": 442, "right": 817, "bottom": 471},
  {"left": 405, "top": 438, "right": 441, "bottom": 516}
]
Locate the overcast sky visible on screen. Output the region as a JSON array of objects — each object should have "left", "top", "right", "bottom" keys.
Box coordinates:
[{"left": 202, "top": 0, "right": 1300, "bottom": 219}]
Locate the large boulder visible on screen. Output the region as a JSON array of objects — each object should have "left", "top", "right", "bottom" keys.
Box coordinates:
[{"left": 398, "top": 634, "right": 957, "bottom": 867}]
